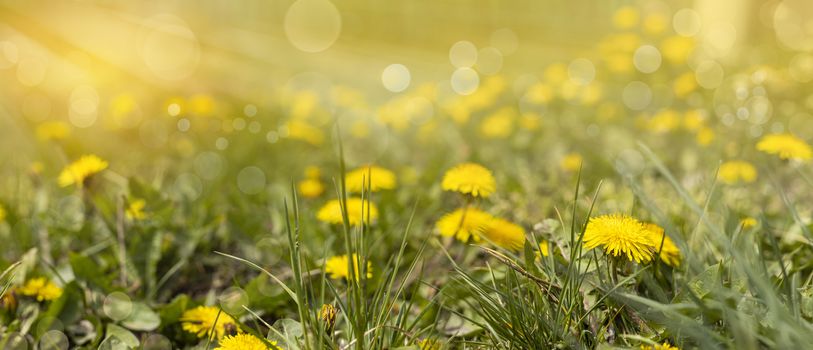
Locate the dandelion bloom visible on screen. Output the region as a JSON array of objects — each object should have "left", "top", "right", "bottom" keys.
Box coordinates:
[
  {"left": 18, "top": 277, "right": 62, "bottom": 302},
  {"left": 643, "top": 223, "right": 681, "bottom": 267},
  {"left": 582, "top": 214, "right": 655, "bottom": 263},
  {"left": 319, "top": 303, "right": 337, "bottom": 330},
  {"left": 324, "top": 254, "right": 372, "bottom": 280},
  {"left": 345, "top": 165, "right": 397, "bottom": 193},
  {"left": 126, "top": 199, "right": 147, "bottom": 220},
  {"left": 756, "top": 133, "right": 812, "bottom": 160},
  {"left": 560, "top": 153, "right": 583, "bottom": 172},
  {"left": 481, "top": 217, "right": 526, "bottom": 251},
  {"left": 441, "top": 163, "right": 496, "bottom": 198},
  {"left": 317, "top": 198, "right": 378, "bottom": 226},
  {"left": 436, "top": 207, "right": 493, "bottom": 243},
  {"left": 717, "top": 160, "right": 757, "bottom": 184},
  {"left": 740, "top": 217, "right": 758, "bottom": 229},
  {"left": 58, "top": 155, "right": 108, "bottom": 187},
  {"left": 36, "top": 121, "right": 71, "bottom": 141},
  {"left": 640, "top": 342, "right": 679, "bottom": 350},
  {"left": 418, "top": 339, "right": 441, "bottom": 350},
  {"left": 180, "top": 306, "right": 236, "bottom": 339},
  {"left": 0, "top": 204, "right": 6, "bottom": 222},
  {"left": 215, "top": 333, "right": 281, "bottom": 350},
  {"left": 298, "top": 178, "right": 325, "bottom": 198},
  {"left": 537, "top": 240, "right": 550, "bottom": 258}
]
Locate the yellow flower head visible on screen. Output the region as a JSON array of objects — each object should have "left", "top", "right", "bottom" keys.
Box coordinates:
[
  {"left": 304, "top": 166, "right": 321, "bottom": 179},
  {"left": 436, "top": 207, "right": 493, "bottom": 243},
  {"left": 418, "top": 339, "right": 441, "bottom": 350},
  {"left": 441, "top": 163, "right": 496, "bottom": 198},
  {"left": 482, "top": 217, "right": 526, "bottom": 251},
  {"left": 537, "top": 240, "right": 550, "bottom": 258},
  {"left": 324, "top": 254, "right": 372, "bottom": 280},
  {"left": 19, "top": 277, "right": 62, "bottom": 302},
  {"left": 583, "top": 214, "right": 655, "bottom": 263},
  {"left": 126, "top": 199, "right": 147, "bottom": 220},
  {"left": 613, "top": 6, "right": 639, "bottom": 29},
  {"left": 36, "top": 121, "right": 71, "bottom": 141},
  {"left": 717, "top": 161, "right": 757, "bottom": 185},
  {"left": 560, "top": 153, "right": 583, "bottom": 172},
  {"left": 215, "top": 333, "right": 280, "bottom": 350},
  {"left": 317, "top": 198, "right": 378, "bottom": 226},
  {"left": 756, "top": 133, "right": 812, "bottom": 160},
  {"left": 319, "top": 303, "right": 337, "bottom": 330},
  {"left": 643, "top": 223, "right": 681, "bottom": 267},
  {"left": 696, "top": 127, "right": 715, "bottom": 146},
  {"left": 286, "top": 120, "right": 325, "bottom": 146},
  {"left": 479, "top": 108, "right": 515, "bottom": 139},
  {"left": 0, "top": 204, "right": 6, "bottom": 222},
  {"left": 180, "top": 306, "right": 237, "bottom": 339},
  {"left": 298, "top": 178, "right": 325, "bottom": 198},
  {"left": 345, "top": 166, "right": 397, "bottom": 193},
  {"left": 740, "top": 217, "right": 758, "bottom": 229},
  {"left": 640, "top": 342, "right": 680, "bottom": 350},
  {"left": 58, "top": 155, "right": 108, "bottom": 188}
]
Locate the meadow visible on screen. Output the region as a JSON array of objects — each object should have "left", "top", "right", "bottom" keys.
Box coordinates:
[{"left": 2, "top": 0, "right": 813, "bottom": 349}]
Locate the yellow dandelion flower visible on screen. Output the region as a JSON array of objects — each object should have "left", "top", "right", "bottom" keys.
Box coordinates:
[
  {"left": 436, "top": 207, "right": 493, "bottom": 243},
  {"left": 298, "top": 178, "right": 325, "bottom": 198},
  {"left": 682, "top": 110, "right": 705, "bottom": 131},
  {"left": 661, "top": 36, "right": 694, "bottom": 65},
  {"left": 317, "top": 198, "right": 378, "bottom": 226},
  {"left": 345, "top": 166, "right": 397, "bottom": 193},
  {"left": 58, "top": 155, "right": 108, "bottom": 188},
  {"left": 717, "top": 161, "right": 757, "bottom": 184},
  {"left": 441, "top": 163, "right": 496, "bottom": 198},
  {"left": 286, "top": 120, "right": 325, "bottom": 146},
  {"left": 482, "top": 217, "right": 526, "bottom": 251},
  {"left": 304, "top": 166, "right": 321, "bottom": 179},
  {"left": 525, "top": 83, "right": 554, "bottom": 104},
  {"left": 582, "top": 214, "right": 655, "bottom": 263},
  {"left": 519, "top": 112, "right": 542, "bottom": 131},
  {"left": 544, "top": 63, "right": 569, "bottom": 85},
  {"left": 418, "top": 339, "right": 441, "bottom": 350},
  {"left": 673, "top": 72, "right": 697, "bottom": 98},
  {"left": 648, "top": 110, "right": 681, "bottom": 134},
  {"left": 189, "top": 94, "right": 216, "bottom": 116},
  {"left": 740, "top": 217, "right": 758, "bottom": 229},
  {"left": 560, "top": 153, "right": 583, "bottom": 172},
  {"left": 324, "top": 254, "right": 372, "bottom": 280},
  {"left": 696, "top": 127, "right": 715, "bottom": 146},
  {"left": 537, "top": 240, "right": 550, "bottom": 258},
  {"left": 643, "top": 13, "right": 668, "bottom": 35},
  {"left": 0, "top": 204, "right": 6, "bottom": 222},
  {"left": 643, "top": 223, "right": 681, "bottom": 267},
  {"left": 180, "top": 306, "right": 237, "bottom": 339},
  {"left": 756, "top": 133, "right": 812, "bottom": 160},
  {"left": 640, "top": 342, "right": 680, "bottom": 350},
  {"left": 215, "top": 333, "right": 281, "bottom": 350},
  {"left": 126, "top": 199, "right": 147, "bottom": 220},
  {"left": 319, "top": 303, "right": 337, "bottom": 330},
  {"left": 18, "top": 277, "right": 62, "bottom": 302},
  {"left": 613, "top": 6, "right": 639, "bottom": 29},
  {"left": 479, "top": 108, "right": 515, "bottom": 139},
  {"left": 36, "top": 121, "right": 71, "bottom": 141}
]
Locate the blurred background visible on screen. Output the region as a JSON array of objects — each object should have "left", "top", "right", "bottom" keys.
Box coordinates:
[{"left": 1, "top": 0, "right": 813, "bottom": 175}]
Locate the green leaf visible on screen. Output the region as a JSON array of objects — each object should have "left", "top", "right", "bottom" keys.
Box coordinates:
[
  {"left": 158, "top": 294, "right": 189, "bottom": 326},
  {"left": 69, "top": 253, "right": 114, "bottom": 293},
  {"left": 98, "top": 335, "right": 132, "bottom": 350},
  {"left": 105, "top": 323, "right": 139, "bottom": 348},
  {"left": 121, "top": 302, "right": 160, "bottom": 331}
]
